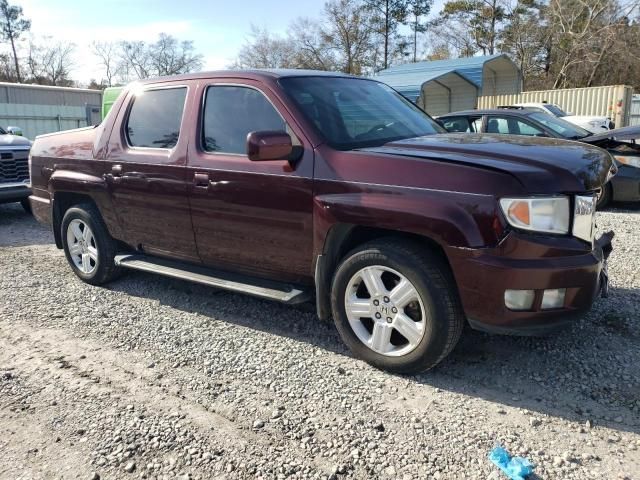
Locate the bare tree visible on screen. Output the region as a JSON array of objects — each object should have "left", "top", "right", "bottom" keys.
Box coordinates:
[
  {"left": 91, "top": 41, "right": 119, "bottom": 86},
  {"left": 547, "top": 0, "right": 640, "bottom": 88},
  {"left": 0, "top": 0, "right": 30, "bottom": 82},
  {"left": 289, "top": 18, "right": 336, "bottom": 70},
  {"left": 323, "top": 0, "right": 376, "bottom": 74},
  {"left": 363, "top": 0, "right": 410, "bottom": 69},
  {"left": 407, "top": 0, "right": 433, "bottom": 62},
  {"left": 27, "top": 39, "right": 75, "bottom": 86},
  {"left": 231, "top": 26, "right": 298, "bottom": 69},
  {"left": 149, "top": 33, "right": 203, "bottom": 76}
]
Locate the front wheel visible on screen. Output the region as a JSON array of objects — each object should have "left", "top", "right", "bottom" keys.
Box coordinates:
[
  {"left": 330, "top": 239, "right": 464, "bottom": 374},
  {"left": 61, "top": 203, "right": 121, "bottom": 285},
  {"left": 20, "top": 198, "right": 31, "bottom": 214},
  {"left": 596, "top": 182, "right": 612, "bottom": 210}
]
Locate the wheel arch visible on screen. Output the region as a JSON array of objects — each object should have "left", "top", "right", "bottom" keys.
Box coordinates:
[{"left": 315, "top": 224, "right": 453, "bottom": 321}]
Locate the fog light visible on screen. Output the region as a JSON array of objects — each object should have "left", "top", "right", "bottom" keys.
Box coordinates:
[
  {"left": 541, "top": 288, "right": 566, "bottom": 310},
  {"left": 504, "top": 289, "right": 535, "bottom": 311}
]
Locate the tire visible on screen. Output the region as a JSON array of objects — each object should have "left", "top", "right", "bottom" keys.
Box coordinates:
[
  {"left": 61, "top": 203, "right": 121, "bottom": 285},
  {"left": 330, "top": 239, "right": 464, "bottom": 374},
  {"left": 20, "top": 198, "right": 31, "bottom": 214},
  {"left": 596, "top": 182, "right": 612, "bottom": 210}
]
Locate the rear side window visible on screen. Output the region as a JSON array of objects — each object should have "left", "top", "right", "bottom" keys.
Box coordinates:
[
  {"left": 441, "top": 116, "right": 482, "bottom": 133},
  {"left": 126, "top": 87, "right": 187, "bottom": 149},
  {"left": 202, "top": 86, "right": 286, "bottom": 154}
]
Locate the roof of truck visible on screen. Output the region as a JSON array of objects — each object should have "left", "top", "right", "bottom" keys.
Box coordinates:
[{"left": 138, "top": 69, "right": 361, "bottom": 85}]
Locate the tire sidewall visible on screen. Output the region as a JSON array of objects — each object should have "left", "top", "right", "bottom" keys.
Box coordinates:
[
  {"left": 331, "top": 247, "right": 452, "bottom": 373},
  {"left": 597, "top": 182, "right": 612, "bottom": 210},
  {"left": 61, "top": 206, "right": 110, "bottom": 283}
]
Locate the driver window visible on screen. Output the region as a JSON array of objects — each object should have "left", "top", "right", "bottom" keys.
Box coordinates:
[{"left": 203, "top": 85, "right": 291, "bottom": 154}]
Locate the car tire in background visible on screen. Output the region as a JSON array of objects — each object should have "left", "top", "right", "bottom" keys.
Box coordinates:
[
  {"left": 61, "top": 203, "right": 121, "bottom": 285},
  {"left": 20, "top": 198, "right": 31, "bottom": 214},
  {"left": 596, "top": 182, "right": 612, "bottom": 210},
  {"left": 330, "top": 239, "right": 464, "bottom": 374}
]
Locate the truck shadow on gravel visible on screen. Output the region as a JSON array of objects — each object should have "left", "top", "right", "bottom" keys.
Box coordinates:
[
  {"left": 0, "top": 203, "right": 53, "bottom": 247},
  {"left": 106, "top": 271, "right": 639, "bottom": 437}
]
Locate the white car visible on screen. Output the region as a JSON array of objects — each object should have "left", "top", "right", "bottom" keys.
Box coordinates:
[{"left": 511, "top": 102, "right": 612, "bottom": 133}]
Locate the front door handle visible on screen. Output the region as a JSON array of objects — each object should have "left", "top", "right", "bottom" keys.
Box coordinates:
[
  {"left": 105, "top": 164, "right": 123, "bottom": 184},
  {"left": 193, "top": 172, "right": 210, "bottom": 188}
]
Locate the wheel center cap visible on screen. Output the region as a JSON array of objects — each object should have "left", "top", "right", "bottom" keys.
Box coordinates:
[{"left": 373, "top": 297, "right": 398, "bottom": 323}]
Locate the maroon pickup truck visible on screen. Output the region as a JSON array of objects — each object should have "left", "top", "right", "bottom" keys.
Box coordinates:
[{"left": 29, "top": 70, "right": 614, "bottom": 373}]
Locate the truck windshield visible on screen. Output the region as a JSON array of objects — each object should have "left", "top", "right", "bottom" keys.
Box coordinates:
[
  {"left": 279, "top": 76, "right": 445, "bottom": 150},
  {"left": 529, "top": 112, "right": 591, "bottom": 139}
]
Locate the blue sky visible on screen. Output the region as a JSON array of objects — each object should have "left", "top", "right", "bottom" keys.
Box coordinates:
[{"left": 17, "top": 0, "right": 442, "bottom": 84}]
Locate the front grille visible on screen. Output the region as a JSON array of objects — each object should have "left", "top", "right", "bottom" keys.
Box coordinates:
[{"left": 0, "top": 149, "right": 29, "bottom": 183}]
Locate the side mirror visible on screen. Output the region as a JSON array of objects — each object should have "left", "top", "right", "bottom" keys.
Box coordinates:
[
  {"left": 247, "top": 131, "right": 293, "bottom": 161},
  {"left": 6, "top": 126, "right": 23, "bottom": 136}
]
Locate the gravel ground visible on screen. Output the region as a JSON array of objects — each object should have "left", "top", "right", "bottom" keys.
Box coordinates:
[{"left": 0, "top": 202, "right": 639, "bottom": 480}]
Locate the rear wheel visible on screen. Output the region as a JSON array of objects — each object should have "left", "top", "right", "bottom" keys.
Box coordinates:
[
  {"left": 330, "top": 239, "right": 464, "bottom": 374},
  {"left": 61, "top": 203, "right": 121, "bottom": 285}
]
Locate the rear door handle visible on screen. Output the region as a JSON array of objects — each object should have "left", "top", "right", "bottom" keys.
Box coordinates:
[{"left": 193, "top": 172, "right": 210, "bottom": 188}]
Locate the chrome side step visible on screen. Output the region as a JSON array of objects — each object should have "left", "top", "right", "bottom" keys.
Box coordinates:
[{"left": 114, "top": 254, "right": 309, "bottom": 304}]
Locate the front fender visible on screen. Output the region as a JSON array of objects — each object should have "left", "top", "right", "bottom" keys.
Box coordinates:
[{"left": 313, "top": 189, "right": 500, "bottom": 257}]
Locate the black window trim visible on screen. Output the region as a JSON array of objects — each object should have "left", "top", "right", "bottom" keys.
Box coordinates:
[
  {"left": 123, "top": 84, "right": 189, "bottom": 152},
  {"left": 200, "top": 82, "right": 289, "bottom": 157}
]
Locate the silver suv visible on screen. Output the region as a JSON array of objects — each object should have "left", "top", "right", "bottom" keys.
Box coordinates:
[{"left": 0, "top": 126, "right": 31, "bottom": 212}]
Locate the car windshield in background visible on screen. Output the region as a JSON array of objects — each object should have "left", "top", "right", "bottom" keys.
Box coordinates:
[
  {"left": 544, "top": 104, "right": 567, "bottom": 117},
  {"left": 279, "top": 77, "right": 445, "bottom": 150},
  {"left": 529, "top": 112, "right": 591, "bottom": 139}
]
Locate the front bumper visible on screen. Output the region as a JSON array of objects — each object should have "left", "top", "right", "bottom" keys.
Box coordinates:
[
  {"left": 611, "top": 164, "right": 640, "bottom": 202},
  {"left": 447, "top": 231, "right": 613, "bottom": 336},
  {"left": 0, "top": 182, "right": 30, "bottom": 203}
]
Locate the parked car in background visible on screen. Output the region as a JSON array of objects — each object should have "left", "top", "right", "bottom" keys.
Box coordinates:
[
  {"left": 506, "top": 102, "right": 613, "bottom": 132},
  {"left": 438, "top": 109, "right": 639, "bottom": 208},
  {"left": 0, "top": 125, "right": 32, "bottom": 212},
  {"left": 29, "top": 70, "right": 614, "bottom": 373}
]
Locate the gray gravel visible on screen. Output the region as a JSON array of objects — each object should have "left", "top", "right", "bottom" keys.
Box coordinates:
[{"left": 0, "top": 201, "right": 639, "bottom": 479}]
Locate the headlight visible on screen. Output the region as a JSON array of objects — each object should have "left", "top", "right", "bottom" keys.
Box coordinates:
[
  {"left": 499, "top": 197, "right": 570, "bottom": 234},
  {"left": 614, "top": 155, "right": 640, "bottom": 168}
]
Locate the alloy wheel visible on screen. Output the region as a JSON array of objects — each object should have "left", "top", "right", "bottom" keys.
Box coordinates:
[
  {"left": 66, "top": 219, "right": 99, "bottom": 274},
  {"left": 344, "top": 266, "right": 427, "bottom": 357}
]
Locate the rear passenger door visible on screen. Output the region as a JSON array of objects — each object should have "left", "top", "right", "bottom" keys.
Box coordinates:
[
  {"left": 104, "top": 83, "right": 199, "bottom": 263},
  {"left": 186, "top": 81, "right": 314, "bottom": 283}
]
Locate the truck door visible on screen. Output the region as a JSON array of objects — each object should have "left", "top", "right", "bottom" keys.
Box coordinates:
[
  {"left": 186, "top": 81, "right": 314, "bottom": 283},
  {"left": 104, "top": 83, "right": 199, "bottom": 263}
]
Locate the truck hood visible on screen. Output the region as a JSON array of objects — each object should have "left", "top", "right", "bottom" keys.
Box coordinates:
[
  {"left": 581, "top": 125, "right": 640, "bottom": 143},
  {"left": 565, "top": 115, "right": 607, "bottom": 122},
  {"left": 362, "top": 133, "right": 615, "bottom": 193},
  {"left": 0, "top": 134, "right": 31, "bottom": 147}
]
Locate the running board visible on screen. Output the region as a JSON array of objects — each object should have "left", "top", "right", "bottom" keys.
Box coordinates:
[{"left": 114, "top": 254, "right": 309, "bottom": 304}]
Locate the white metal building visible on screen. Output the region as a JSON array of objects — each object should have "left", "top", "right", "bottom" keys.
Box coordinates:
[
  {"left": 374, "top": 54, "right": 522, "bottom": 116},
  {"left": 0, "top": 82, "right": 102, "bottom": 139}
]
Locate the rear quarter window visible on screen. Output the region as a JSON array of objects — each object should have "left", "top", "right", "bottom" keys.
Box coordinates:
[{"left": 126, "top": 87, "right": 187, "bottom": 149}]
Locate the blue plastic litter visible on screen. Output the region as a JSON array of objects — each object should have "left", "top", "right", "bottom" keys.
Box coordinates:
[{"left": 489, "top": 446, "right": 534, "bottom": 480}]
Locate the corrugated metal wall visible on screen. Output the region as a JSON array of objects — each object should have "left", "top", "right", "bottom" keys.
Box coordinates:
[
  {"left": 629, "top": 94, "right": 640, "bottom": 126},
  {"left": 0, "top": 104, "right": 89, "bottom": 140},
  {"left": 0, "top": 82, "right": 102, "bottom": 139},
  {"left": 478, "top": 85, "right": 633, "bottom": 127}
]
